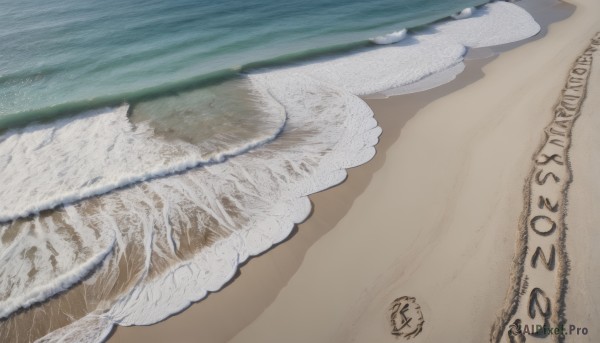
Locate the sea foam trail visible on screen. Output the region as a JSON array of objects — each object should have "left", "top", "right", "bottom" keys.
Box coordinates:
[
  {"left": 0, "top": 86, "right": 286, "bottom": 223},
  {"left": 377, "top": 62, "right": 467, "bottom": 97},
  {"left": 273, "top": 1, "right": 539, "bottom": 96},
  {"left": 0, "top": 227, "right": 116, "bottom": 319},
  {"left": 0, "top": 2, "right": 540, "bottom": 342}
]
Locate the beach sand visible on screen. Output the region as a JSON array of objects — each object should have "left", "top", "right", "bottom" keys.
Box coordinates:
[{"left": 109, "top": 0, "right": 600, "bottom": 342}]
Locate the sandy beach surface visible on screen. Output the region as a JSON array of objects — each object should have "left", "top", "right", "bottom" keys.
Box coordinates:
[{"left": 109, "top": 0, "right": 600, "bottom": 342}]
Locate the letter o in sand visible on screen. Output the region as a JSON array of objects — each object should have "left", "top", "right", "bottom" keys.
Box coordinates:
[{"left": 530, "top": 216, "right": 557, "bottom": 236}]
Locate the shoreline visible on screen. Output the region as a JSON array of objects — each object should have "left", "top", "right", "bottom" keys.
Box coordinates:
[
  {"left": 107, "top": 57, "right": 495, "bottom": 343},
  {"left": 108, "top": 0, "right": 585, "bottom": 342},
  {"left": 223, "top": 1, "right": 599, "bottom": 338}
]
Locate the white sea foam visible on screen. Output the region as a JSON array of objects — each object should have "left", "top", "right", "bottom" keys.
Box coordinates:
[
  {"left": 268, "top": 2, "right": 538, "bottom": 96},
  {"left": 371, "top": 29, "right": 407, "bottom": 45},
  {"left": 0, "top": 2, "right": 541, "bottom": 341},
  {"left": 367, "top": 62, "right": 466, "bottom": 98},
  {"left": 452, "top": 7, "right": 475, "bottom": 20},
  {"left": 33, "top": 316, "right": 114, "bottom": 343},
  {"left": 0, "top": 232, "right": 115, "bottom": 319},
  {"left": 433, "top": 1, "right": 540, "bottom": 48},
  {"left": 0, "top": 206, "right": 117, "bottom": 319}
]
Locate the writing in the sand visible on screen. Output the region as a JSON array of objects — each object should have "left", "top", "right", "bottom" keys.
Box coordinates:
[
  {"left": 497, "top": 34, "right": 600, "bottom": 343},
  {"left": 389, "top": 296, "right": 424, "bottom": 340},
  {"left": 525, "top": 44, "right": 593, "bottom": 337}
]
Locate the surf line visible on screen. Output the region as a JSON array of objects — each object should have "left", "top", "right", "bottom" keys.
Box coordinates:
[{"left": 491, "top": 32, "right": 600, "bottom": 343}]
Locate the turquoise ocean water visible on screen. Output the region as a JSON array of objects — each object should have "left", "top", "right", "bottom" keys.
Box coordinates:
[{"left": 0, "top": 0, "right": 486, "bottom": 128}]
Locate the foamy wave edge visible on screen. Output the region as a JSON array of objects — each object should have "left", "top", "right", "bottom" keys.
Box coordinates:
[
  {"left": 0, "top": 86, "right": 287, "bottom": 224},
  {"left": 0, "top": 233, "right": 116, "bottom": 319},
  {"left": 30, "top": 2, "right": 541, "bottom": 342}
]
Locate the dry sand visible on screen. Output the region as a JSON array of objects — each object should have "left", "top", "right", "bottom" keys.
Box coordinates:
[{"left": 109, "top": 0, "right": 600, "bottom": 342}]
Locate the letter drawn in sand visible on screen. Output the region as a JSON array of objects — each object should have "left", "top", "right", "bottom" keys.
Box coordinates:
[
  {"left": 531, "top": 245, "right": 556, "bottom": 271},
  {"left": 390, "top": 296, "right": 424, "bottom": 340},
  {"left": 538, "top": 196, "right": 559, "bottom": 213},
  {"left": 548, "top": 138, "right": 565, "bottom": 148},
  {"left": 528, "top": 288, "right": 551, "bottom": 337},
  {"left": 534, "top": 169, "right": 560, "bottom": 185},
  {"left": 536, "top": 154, "right": 564, "bottom": 166},
  {"left": 530, "top": 216, "right": 557, "bottom": 236}
]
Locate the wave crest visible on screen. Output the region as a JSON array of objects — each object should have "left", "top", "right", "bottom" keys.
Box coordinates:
[
  {"left": 371, "top": 29, "right": 407, "bottom": 45},
  {"left": 452, "top": 7, "right": 475, "bottom": 20}
]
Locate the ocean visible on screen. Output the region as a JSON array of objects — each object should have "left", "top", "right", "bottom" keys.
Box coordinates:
[
  {"left": 0, "top": 1, "right": 539, "bottom": 342},
  {"left": 0, "top": 0, "right": 491, "bottom": 122}
]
